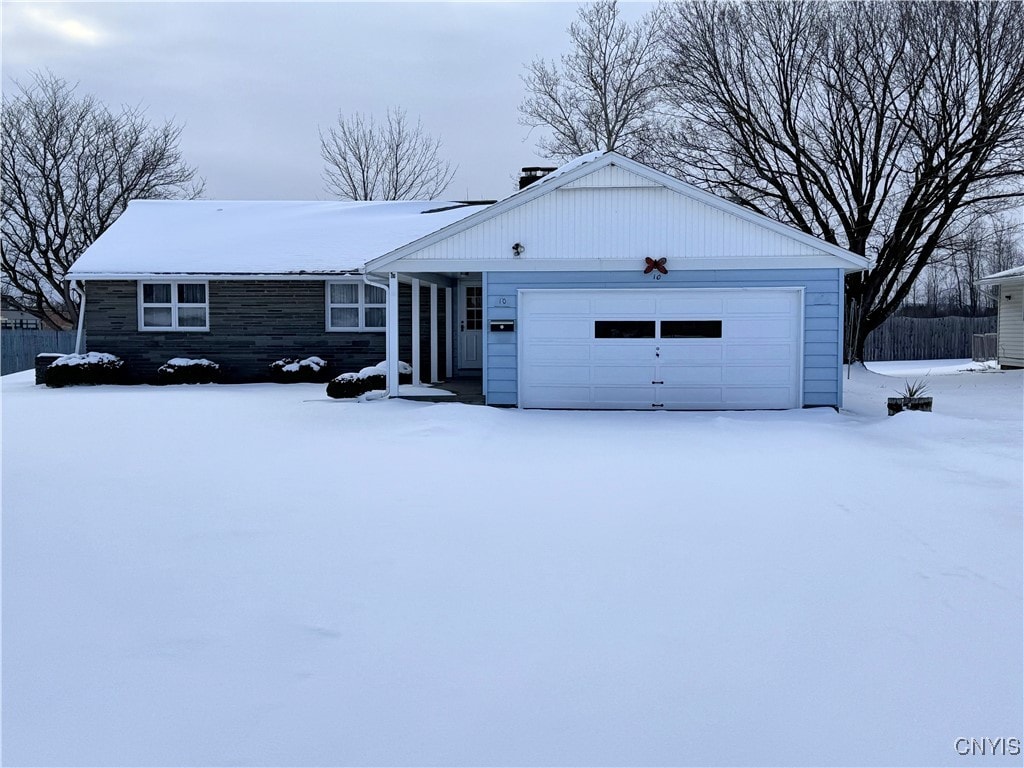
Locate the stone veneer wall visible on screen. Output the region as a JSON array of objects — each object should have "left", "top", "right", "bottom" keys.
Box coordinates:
[{"left": 84, "top": 280, "right": 387, "bottom": 382}]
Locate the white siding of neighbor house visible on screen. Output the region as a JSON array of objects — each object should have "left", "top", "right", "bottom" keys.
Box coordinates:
[
  {"left": 996, "top": 279, "right": 1024, "bottom": 367},
  {"left": 399, "top": 167, "right": 827, "bottom": 265}
]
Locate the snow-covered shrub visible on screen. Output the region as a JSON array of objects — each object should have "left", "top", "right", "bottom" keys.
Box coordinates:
[
  {"left": 45, "top": 352, "right": 125, "bottom": 388},
  {"left": 156, "top": 357, "right": 221, "bottom": 384},
  {"left": 325, "top": 360, "right": 412, "bottom": 399},
  {"left": 326, "top": 372, "right": 374, "bottom": 399},
  {"left": 269, "top": 356, "right": 329, "bottom": 383},
  {"left": 374, "top": 360, "right": 414, "bottom": 385}
]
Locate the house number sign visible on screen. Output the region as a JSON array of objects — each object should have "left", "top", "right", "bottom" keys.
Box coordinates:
[{"left": 644, "top": 257, "right": 668, "bottom": 278}]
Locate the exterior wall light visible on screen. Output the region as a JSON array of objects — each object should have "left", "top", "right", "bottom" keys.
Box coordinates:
[{"left": 512, "top": 242, "right": 525, "bottom": 257}]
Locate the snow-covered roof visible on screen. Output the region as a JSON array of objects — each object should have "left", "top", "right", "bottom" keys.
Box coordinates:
[
  {"left": 977, "top": 265, "right": 1024, "bottom": 285},
  {"left": 67, "top": 199, "right": 490, "bottom": 278}
]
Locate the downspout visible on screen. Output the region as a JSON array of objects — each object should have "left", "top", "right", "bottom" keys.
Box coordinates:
[
  {"left": 361, "top": 272, "right": 395, "bottom": 398},
  {"left": 71, "top": 280, "right": 86, "bottom": 354}
]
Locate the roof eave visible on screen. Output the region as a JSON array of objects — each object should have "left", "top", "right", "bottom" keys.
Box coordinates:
[{"left": 67, "top": 270, "right": 365, "bottom": 281}]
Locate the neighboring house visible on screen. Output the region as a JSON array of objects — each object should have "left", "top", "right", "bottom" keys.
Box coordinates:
[
  {"left": 977, "top": 266, "right": 1024, "bottom": 369},
  {"left": 67, "top": 151, "right": 870, "bottom": 409},
  {"left": 1, "top": 298, "right": 42, "bottom": 330},
  {"left": 0, "top": 297, "right": 66, "bottom": 330},
  {"left": 1, "top": 297, "right": 74, "bottom": 330}
]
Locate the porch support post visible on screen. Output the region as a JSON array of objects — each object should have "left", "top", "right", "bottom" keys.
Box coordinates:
[
  {"left": 429, "top": 283, "right": 439, "bottom": 383},
  {"left": 411, "top": 277, "right": 421, "bottom": 386},
  {"left": 445, "top": 286, "right": 453, "bottom": 378},
  {"left": 387, "top": 272, "right": 400, "bottom": 397}
]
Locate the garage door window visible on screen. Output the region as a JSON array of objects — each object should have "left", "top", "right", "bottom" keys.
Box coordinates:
[
  {"left": 594, "top": 320, "right": 723, "bottom": 339},
  {"left": 660, "top": 320, "right": 722, "bottom": 338},
  {"left": 594, "top": 320, "right": 656, "bottom": 338}
]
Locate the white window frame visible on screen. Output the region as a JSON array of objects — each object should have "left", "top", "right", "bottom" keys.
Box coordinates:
[
  {"left": 325, "top": 280, "right": 386, "bottom": 332},
  {"left": 138, "top": 281, "right": 209, "bottom": 332}
]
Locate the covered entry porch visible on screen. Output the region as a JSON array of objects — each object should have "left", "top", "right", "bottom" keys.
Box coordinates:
[{"left": 377, "top": 270, "right": 483, "bottom": 398}]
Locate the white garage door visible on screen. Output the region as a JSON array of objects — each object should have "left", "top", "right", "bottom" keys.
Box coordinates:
[{"left": 519, "top": 288, "right": 803, "bottom": 410}]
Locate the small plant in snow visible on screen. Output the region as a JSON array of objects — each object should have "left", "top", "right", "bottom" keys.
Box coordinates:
[
  {"left": 45, "top": 352, "right": 124, "bottom": 387},
  {"left": 897, "top": 379, "right": 930, "bottom": 399},
  {"left": 157, "top": 357, "right": 221, "bottom": 384},
  {"left": 269, "top": 356, "right": 329, "bottom": 383},
  {"left": 887, "top": 378, "right": 933, "bottom": 416}
]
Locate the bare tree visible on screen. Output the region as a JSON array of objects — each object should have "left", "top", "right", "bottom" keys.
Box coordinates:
[
  {"left": 660, "top": 1, "right": 1024, "bottom": 359},
  {"left": 920, "top": 212, "right": 1024, "bottom": 315},
  {"left": 320, "top": 108, "right": 456, "bottom": 200},
  {"left": 1, "top": 72, "right": 203, "bottom": 327},
  {"left": 519, "top": 0, "right": 665, "bottom": 163}
]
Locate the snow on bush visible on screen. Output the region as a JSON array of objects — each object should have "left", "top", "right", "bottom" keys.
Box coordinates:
[
  {"left": 45, "top": 352, "right": 125, "bottom": 387},
  {"left": 325, "top": 360, "right": 412, "bottom": 399},
  {"left": 269, "top": 356, "right": 329, "bottom": 383},
  {"left": 156, "top": 357, "right": 220, "bottom": 385},
  {"left": 375, "top": 360, "right": 413, "bottom": 381}
]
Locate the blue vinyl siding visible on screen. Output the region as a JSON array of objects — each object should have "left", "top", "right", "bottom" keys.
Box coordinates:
[{"left": 484, "top": 269, "right": 845, "bottom": 408}]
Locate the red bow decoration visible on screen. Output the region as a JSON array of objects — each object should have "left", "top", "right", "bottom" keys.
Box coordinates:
[{"left": 644, "top": 257, "right": 668, "bottom": 275}]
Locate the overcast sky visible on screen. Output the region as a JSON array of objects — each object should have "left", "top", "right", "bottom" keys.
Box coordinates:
[{"left": 2, "top": 1, "right": 654, "bottom": 201}]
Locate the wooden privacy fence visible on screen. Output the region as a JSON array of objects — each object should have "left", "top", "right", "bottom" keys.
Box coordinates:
[
  {"left": 863, "top": 316, "right": 996, "bottom": 362},
  {"left": 1, "top": 329, "right": 79, "bottom": 374}
]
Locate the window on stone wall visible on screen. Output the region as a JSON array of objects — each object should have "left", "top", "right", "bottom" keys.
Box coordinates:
[
  {"left": 139, "top": 282, "right": 208, "bottom": 331},
  {"left": 327, "top": 281, "right": 386, "bottom": 331}
]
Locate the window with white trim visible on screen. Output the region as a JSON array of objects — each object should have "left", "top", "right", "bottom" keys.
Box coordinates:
[
  {"left": 327, "top": 281, "right": 386, "bottom": 331},
  {"left": 139, "top": 282, "right": 209, "bottom": 331}
]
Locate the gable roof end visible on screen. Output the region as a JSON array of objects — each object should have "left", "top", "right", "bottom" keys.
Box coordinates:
[{"left": 365, "top": 151, "right": 871, "bottom": 273}]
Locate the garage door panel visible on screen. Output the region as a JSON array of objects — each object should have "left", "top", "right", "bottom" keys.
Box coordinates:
[
  {"left": 658, "top": 387, "right": 725, "bottom": 405},
  {"left": 723, "top": 364, "right": 795, "bottom": 386},
  {"left": 524, "top": 386, "right": 661, "bottom": 409},
  {"left": 527, "top": 295, "right": 593, "bottom": 314},
  {"left": 526, "top": 319, "right": 593, "bottom": 339},
  {"left": 726, "top": 343, "right": 797, "bottom": 362},
  {"left": 657, "top": 344, "right": 724, "bottom": 363},
  {"left": 519, "top": 288, "right": 803, "bottom": 410},
  {"left": 725, "top": 387, "right": 796, "bottom": 407},
  {"left": 655, "top": 296, "right": 725, "bottom": 315},
  {"left": 728, "top": 318, "right": 795, "bottom": 340},
  {"left": 592, "top": 365, "right": 659, "bottom": 386},
  {"left": 528, "top": 344, "right": 592, "bottom": 363},
  {"left": 659, "top": 365, "right": 724, "bottom": 385},
  {"left": 527, "top": 364, "right": 593, "bottom": 385},
  {"left": 725, "top": 295, "right": 798, "bottom": 314},
  {"left": 595, "top": 385, "right": 659, "bottom": 403},
  {"left": 591, "top": 344, "right": 657, "bottom": 363},
  {"left": 590, "top": 295, "right": 658, "bottom": 314},
  {"left": 523, "top": 386, "right": 594, "bottom": 407}
]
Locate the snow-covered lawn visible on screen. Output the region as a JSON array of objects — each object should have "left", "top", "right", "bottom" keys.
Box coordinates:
[{"left": 2, "top": 364, "right": 1021, "bottom": 767}]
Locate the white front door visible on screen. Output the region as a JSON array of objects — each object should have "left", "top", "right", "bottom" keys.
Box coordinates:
[
  {"left": 458, "top": 282, "right": 483, "bottom": 369},
  {"left": 519, "top": 288, "right": 803, "bottom": 409}
]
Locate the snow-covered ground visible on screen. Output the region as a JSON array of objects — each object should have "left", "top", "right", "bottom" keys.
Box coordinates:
[{"left": 2, "top": 363, "right": 1021, "bottom": 767}]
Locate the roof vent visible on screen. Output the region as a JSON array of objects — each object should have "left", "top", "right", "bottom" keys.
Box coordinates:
[{"left": 519, "top": 166, "right": 557, "bottom": 190}]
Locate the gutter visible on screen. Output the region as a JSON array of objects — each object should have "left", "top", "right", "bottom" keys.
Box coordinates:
[
  {"left": 71, "top": 281, "right": 86, "bottom": 354},
  {"left": 361, "top": 273, "right": 397, "bottom": 399}
]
